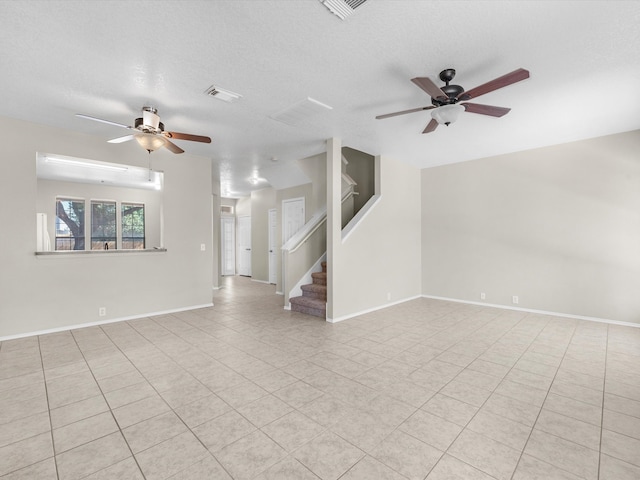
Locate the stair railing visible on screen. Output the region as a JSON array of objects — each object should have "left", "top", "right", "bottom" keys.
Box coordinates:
[{"left": 282, "top": 184, "right": 358, "bottom": 306}]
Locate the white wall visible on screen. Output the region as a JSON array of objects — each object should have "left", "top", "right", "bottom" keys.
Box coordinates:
[
  {"left": 0, "top": 116, "right": 214, "bottom": 338},
  {"left": 421, "top": 129, "right": 640, "bottom": 325},
  {"left": 235, "top": 196, "right": 251, "bottom": 217},
  {"left": 297, "top": 153, "right": 326, "bottom": 215},
  {"left": 328, "top": 138, "right": 422, "bottom": 321},
  {"left": 250, "top": 187, "right": 276, "bottom": 282}
]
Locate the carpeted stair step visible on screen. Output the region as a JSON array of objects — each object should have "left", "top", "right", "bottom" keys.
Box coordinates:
[
  {"left": 301, "top": 283, "right": 327, "bottom": 301},
  {"left": 290, "top": 295, "right": 326, "bottom": 318},
  {"left": 311, "top": 272, "right": 327, "bottom": 286},
  {"left": 321, "top": 261, "right": 327, "bottom": 273}
]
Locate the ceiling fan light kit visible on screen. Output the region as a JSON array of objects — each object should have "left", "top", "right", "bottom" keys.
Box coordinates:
[
  {"left": 431, "top": 104, "right": 464, "bottom": 126},
  {"left": 377, "top": 67, "right": 530, "bottom": 134},
  {"left": 135, "top": 134, "right": 166, "bottom": 152}
]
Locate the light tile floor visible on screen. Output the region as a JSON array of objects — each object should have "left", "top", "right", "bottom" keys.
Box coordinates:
[{"left": 1, "top": 276, "right": 639, "bottom": 479}]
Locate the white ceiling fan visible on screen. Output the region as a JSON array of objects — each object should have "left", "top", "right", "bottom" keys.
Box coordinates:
[{"left": 76, "top": 106, "right": 211, "bottom": 154}]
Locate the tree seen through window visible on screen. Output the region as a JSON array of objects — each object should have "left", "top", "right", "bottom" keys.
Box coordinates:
[
  {"left": 91, "top": 201, "right": 116, "bottom": 250},
  {"left": 122, "top": 203, "right": 145, "bottom": 249},
  {"left": 55, "top": 199, "right": 85, "bottom": 250}
]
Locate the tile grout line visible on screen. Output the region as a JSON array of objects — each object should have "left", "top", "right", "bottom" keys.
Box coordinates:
[
  {"left": 506, "top": 318, "right": 577, "bottom": 480},
  {"left": 344, "top": 309, "right": 546, "bottom": 479},
  {"left": 37, "top": 335, "right": 60, "bottom": 480},
  {"left": 157, "top": 306, "right": 394, "bottom": 478},
  {"left": 596, "top": 324, "right": 609, "bottom": 479},
  {"left": 68, "top": 328, "right": 149, "bottom": 480},
  {"left": 418, "top": 310, "right": 554, "bottom": 479},
  {"left": 97, "top": 320, "right": 250, "bottom": 479},
  {"left": 359, "top": 309, "right": 512, "bottom": 479},
  {"left": 509, "top": 320, "right": 606, "bottom": 480},
  {"left": 133, "top": 314, "right": 311, "bottom": 445}
]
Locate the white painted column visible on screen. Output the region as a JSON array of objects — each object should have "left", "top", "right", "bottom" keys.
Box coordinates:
[{"left": 326, "top": 138, "right": 342, "bottom": 320}]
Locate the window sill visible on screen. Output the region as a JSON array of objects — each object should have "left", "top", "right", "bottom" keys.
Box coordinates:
[{"left": 35, "top": 248, "right": 167, "bottom": 256}]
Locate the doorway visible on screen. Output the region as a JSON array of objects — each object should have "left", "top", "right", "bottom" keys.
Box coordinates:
[
  {"left": 282, "top": 197, "right": 305, "bottom": 244},
  {"left": 220, "top": 217, "right": 235, "bottom": 276},
  {"left": 237, "top": 215, "right": 251, "bottom": 277},
  {"left": 268, "top": 208, "right": 277, "bottom": 284}
]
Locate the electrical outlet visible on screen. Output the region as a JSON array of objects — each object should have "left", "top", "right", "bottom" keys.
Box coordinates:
[
  {"left": 99, "top": 307, "right": 106, "bottom": 317},
  {"left": 480, "top": 292, "right": 486, "bottom": 300},
  {"left": 512, "top": 296, "right": 519, "bottom": 305},
  {"left": 200, "top": 243, "right": 206, "bottom": 251}
]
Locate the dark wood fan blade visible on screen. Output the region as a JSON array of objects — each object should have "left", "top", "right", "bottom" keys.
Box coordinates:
[
  {"left": 76, "top": 114, "right": 131, "bottom": 129},
  {"left": 411, "top": 77, "right": 447, "bottom": 99},
  {"left": 164, "top": 131, "right": 212, "bottom": 143},
  {"left": 376, "top": 106, "right": 435, "bottom": 120},
  {"left": 107, "top": 134, "right": 135, "bottom": 144},
  {"left": 459, "top": 68, "right": 530, "bottom": 100},
  {"left": 163, "top": 138, "right": 185, "bottom": 154},
  {"left": 461, "top": 103, "right": 511, "bottom": 117},
  {"left": 422, "top": 118, "right": 438, "bottom": 134}
]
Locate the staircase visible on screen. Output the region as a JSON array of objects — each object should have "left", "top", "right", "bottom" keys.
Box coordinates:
[{"left": 289, "top": 262, "right": 327, "bottom": 318}]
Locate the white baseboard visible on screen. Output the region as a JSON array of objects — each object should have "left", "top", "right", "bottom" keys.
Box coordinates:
[
  {"left": 0, "top": 303, "right": 214, "bottom": 341},
  {"left": 326, "top": 295, "right": 422, "bottom": 323},
  {"left": 422, "top": 295, "right": 640, "bottom": 329},
  {"left": 251, "top": 278, "right": 271, "bottom": 284}
]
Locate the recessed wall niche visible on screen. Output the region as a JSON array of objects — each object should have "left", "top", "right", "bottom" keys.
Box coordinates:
[{"left": 36, "top": 153, "right": 164, "bottom": 252}]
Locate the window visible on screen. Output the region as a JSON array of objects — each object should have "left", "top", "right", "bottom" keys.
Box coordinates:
[
  {"left": 55, "top": 198, "right": 85, "bottom": 250},
  {"left": 122, "top": 203, "right": 145, "bottom": 249},
  {"left": 52, "top": 196, "right": 149, "bottom": 252},
  {"left": 91, "top": 201, "right": 116, "bottom": 250}
]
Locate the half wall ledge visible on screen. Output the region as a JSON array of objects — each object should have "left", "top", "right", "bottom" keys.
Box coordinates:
[{"left": 35, "top": 248, "right": 167, "bottom": 256}]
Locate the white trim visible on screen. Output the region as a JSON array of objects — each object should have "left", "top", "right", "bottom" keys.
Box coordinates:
[
  {"left": 282, "top": 207, "right": 325, "bottom": 253},
  {"left": 282, "top": 196, "right": 306, "bottom": 247},
  {"left": 341, "top": 194, "right": 381, "bottom": 243},
  {"left": 276, "top": 291, "right": 284, "bottom": 295},
  {"left": 284, "top": 304, "right": 291, "bottom": 310},
  {"left": 251, "top": 278, "right": 270, "bottom": 284},
  {"left": 326, "top": 294, "right": 422, "bottom": 323},
  {"left": 422, "top": 295, "right": 640, "bottom": 329},
  {"left": 0, "top": 303, "right": 214, "bottom": 341},
  {"left": 288, "top": 253, "right": 326, "bottom": 301}
]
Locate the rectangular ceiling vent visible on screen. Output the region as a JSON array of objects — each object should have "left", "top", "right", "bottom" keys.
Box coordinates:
[
  {"left": 269, "top": 97, "right": 333, "bottom": 127},
  {"left": 204, "top": 85, "right": 242, "bottom": 103},
  {"left": 319, "top": 0, "right": 368, "bottom": 20}
]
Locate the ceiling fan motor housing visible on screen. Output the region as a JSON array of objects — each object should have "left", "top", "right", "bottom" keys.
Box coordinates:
[
  {"left": 431, "top": 68, "right": 467, "bottom": 106},
  {"left": 135, "top": 107, "right": 164, "bottom": 134}
]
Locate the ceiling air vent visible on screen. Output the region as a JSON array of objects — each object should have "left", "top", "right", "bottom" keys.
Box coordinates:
[
  {"left": 204, "top": 85, "right": 242, "bottom": 103},
  {"left": 269, "top": 97, "right": 333, "bottom": 127},
  {"left": 319, "top": 0, "right": 368, "bottom": 19}
]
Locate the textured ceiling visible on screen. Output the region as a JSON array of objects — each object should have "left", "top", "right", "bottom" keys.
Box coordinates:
[{"left": 1, "top": 0, "right": 639, "bottom": 197}]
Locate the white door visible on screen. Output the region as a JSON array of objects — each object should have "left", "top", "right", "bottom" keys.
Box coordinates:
[
  {"left": 268, "top": 209, "right": 277, "bottom": 284},
  {"left": 221, "top": 217, "right": 235, "bottom": 276},
  {"left": 237, "top": 216, "right": 251, "bottom": 277},
  {"left": 282, "top": 197, "right": 305, "bottom": 244}
]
